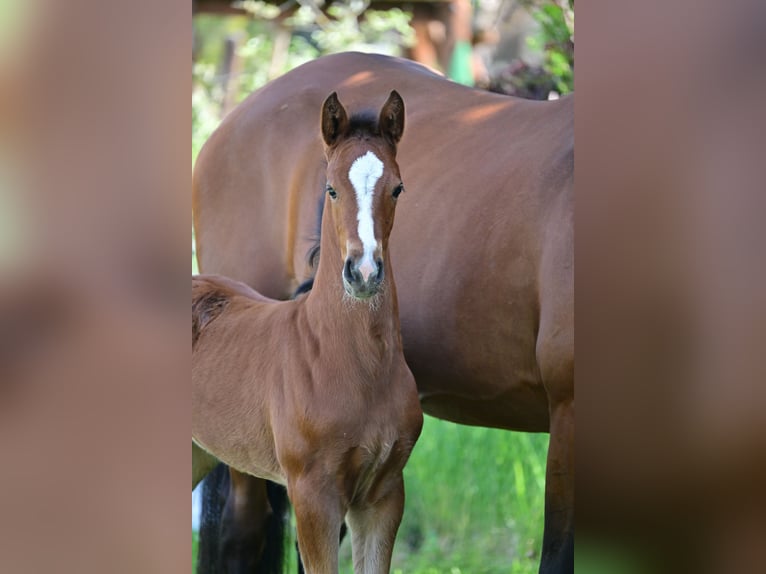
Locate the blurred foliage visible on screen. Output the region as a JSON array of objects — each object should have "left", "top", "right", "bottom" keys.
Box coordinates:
[
  {"left": 193, "top": 1, "right": 575, "bottom": 163},
  {"left": 192, "top": 5, "right": 413, "bottom": 164},
  {"left": 527, "top": 0, "right": 574, "bottom": 94},
  {"left": 489, "top": 0, "right": 574, "bottom": 99}
]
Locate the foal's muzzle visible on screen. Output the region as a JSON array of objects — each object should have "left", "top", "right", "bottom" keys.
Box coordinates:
[{"left": 342, "top": 256, "right": 384, "bottom": 298}]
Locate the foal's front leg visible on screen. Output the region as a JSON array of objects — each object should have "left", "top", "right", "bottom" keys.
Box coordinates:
[
  {"left": 289, "top": 475, "right": 344, "bottom": 574},
  {"left": 346, "top": 474, "right": 405, "bottom": 574}
]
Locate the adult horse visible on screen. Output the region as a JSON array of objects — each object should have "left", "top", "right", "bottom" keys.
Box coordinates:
[{"left": 193, "top": 52, "right": 573, "bottom": 573}]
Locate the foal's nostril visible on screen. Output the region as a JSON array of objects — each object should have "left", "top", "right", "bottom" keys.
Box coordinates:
[
  {"left": 343, "top": 257, "right": 383, "bottom": 290},
  {"left": 343, "top": 258, "right": 355, "bottom": 283}
]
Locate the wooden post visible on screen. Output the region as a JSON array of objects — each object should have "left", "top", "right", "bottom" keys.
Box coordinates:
[
  {"left": 220, "top": 33, "right": 244, "bottom": 117},
  {"left": 268, "top": 24, "right": 291, "bottom": 81},
  {"left": 448, "top": 0, "right": 474, "bottom": 85}
]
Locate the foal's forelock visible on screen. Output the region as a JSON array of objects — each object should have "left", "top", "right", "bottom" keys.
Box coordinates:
[{"left": 347, "top": 150, "right": 385, "bottom": 277}]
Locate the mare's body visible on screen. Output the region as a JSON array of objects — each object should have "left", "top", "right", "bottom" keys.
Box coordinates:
[{"left": 193, "top": 52, "right": 573, "bottom": 573}]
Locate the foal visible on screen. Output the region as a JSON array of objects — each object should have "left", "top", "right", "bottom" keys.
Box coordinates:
[{"left": 192, "top": 90, "right": 423, "bottom": 574}]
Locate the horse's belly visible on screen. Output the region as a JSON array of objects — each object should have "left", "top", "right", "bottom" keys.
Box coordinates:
[
  {"left": 418, "top": 384, "right": 549, "bottom": 432},
  {"left": 399, "top": 294, "right": 549, "bottom": 431},
  {"left": 192, "top": 389, "right": 285, "bottom": 483}
]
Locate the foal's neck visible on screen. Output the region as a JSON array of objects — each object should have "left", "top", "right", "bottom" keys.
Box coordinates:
[{"left": 304, "top": 218, "right": 400, "bottom": 352}]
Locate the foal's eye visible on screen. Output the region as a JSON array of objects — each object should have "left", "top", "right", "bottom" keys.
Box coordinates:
[
  {"left": 392, "top": 183, "right": 404, "bottom": 199},
  {"left": 326, "top": 185, "right": 337, "bottom": 199}
]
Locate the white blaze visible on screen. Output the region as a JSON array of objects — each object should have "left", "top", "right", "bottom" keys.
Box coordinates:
[{"left": 348, "top": 151, "right": 384, "bottom": 281}]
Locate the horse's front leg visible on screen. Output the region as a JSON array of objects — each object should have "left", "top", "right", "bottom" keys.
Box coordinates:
[
  {"left": 346, "top": 474, "right": 405, "bottom": 574},
  {"left": 540, "top": 399, "right": 574, "bottom": 574},
  {"left": 289, "top": 474, "right": 344, "bottom": 574}
]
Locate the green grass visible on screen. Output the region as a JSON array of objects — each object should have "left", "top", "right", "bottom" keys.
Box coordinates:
[
  {"left": 383, "top": 416, "right": 548, "bottom": 574},
  {"left": 192, "top": 532, "right": 198, "bottom": 571},
  {"left": 193, "top": 416, "right": 548, "bottom": 573}
]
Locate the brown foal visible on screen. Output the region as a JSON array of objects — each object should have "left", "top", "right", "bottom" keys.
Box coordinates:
[{"left": 192, "top": 91, "right": 423, "bottom": 574}]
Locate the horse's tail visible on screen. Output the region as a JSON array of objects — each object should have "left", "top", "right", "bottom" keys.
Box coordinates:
[
  {"left": 196, "top": 466, "right": 289, "bottom": 574},
  {"left": 196, "top": 463, "right": 228, "bottom": 574},
  {"left": 260, "top": 481, "right": 290, "bottom": 574}
]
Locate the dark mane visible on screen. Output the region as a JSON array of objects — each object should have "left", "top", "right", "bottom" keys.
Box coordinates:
[
  {"left": 306, "top": 190, "right": 324, "bottom": 270},
  {"left": 347, "top": 111, "right": 380, "bottom": 139},
  {"left": 192, "top": 286, "right": 229, "bottom": 348}
]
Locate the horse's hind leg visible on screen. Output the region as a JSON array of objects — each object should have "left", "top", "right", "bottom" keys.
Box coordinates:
[
  {"left": 289, "top": 475, "right": 344, "bottom": 574},
  {"left": 537, "top": 203, "right": 574, "bottom": 574},
  {"left": 540, "top": 399, "right": 574, "bottom": 574},
  {"left": 346, "top": 475, "right": 405, "bottom": 574},
  {"left": 537, "top": 337, "right": 574, "bottom": 574}
]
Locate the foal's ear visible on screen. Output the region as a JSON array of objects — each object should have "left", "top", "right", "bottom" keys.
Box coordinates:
[
  {"left": 378, "top": 90, "right": 405, "bottom": 146},
  {"left": 321, "top": 92, "right": 349, "bottom": 148}
]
